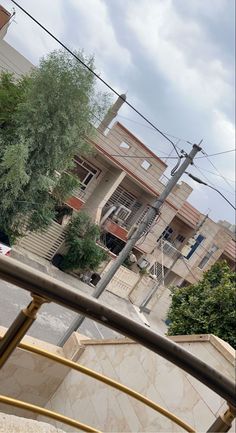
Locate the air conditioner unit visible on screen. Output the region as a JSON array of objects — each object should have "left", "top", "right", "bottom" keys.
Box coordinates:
[
  {"left": 137, "top": 257, "right": 150, "bottom": 269},
  {"left": 113, "top": 205, "right": 132, "bottom": 221}
]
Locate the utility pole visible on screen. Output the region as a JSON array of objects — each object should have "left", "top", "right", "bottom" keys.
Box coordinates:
[
  {"left": 139, "top": 213, "right": 208, "bottom": 312},
  {"left": 58, "top": 143, "right": 202, "bottom": 346}
]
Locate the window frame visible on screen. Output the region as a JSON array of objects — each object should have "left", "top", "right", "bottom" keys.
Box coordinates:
[{"left": 73, "top": 157, "right": 99, "bottom": 190}]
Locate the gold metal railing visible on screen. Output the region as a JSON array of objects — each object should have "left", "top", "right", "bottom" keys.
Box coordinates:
[
  {"left": 0, "top": 395, "right": 101, "bottom": 433},
  {"left": 0, "top": 339, "right": 195, "bottom": 432},
  {"left": 0, "top": 255, "right": 235, "bottom": 432}
]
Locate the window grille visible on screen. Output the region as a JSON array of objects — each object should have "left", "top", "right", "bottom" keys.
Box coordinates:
[{"left": 105, "top": 186, "right": 142, "bottom": 226}]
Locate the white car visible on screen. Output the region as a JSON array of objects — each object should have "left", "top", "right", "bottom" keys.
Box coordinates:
[{"left": 0, "top": 242, "right": 11, "bottom": 256}]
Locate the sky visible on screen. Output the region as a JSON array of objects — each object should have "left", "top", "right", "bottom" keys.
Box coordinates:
[{"left": 1, "top": 0, "right": 235, "bottom": 224}]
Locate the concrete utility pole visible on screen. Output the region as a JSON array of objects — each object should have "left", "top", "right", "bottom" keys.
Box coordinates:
[
  {"left": 139, "top": 213, "right": 209, "bottom": 312},
  {"left": 59, "top": 143, "right": 202, "bottom": 346}
]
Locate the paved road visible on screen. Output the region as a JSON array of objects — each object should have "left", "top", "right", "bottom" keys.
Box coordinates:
[{"left": 0, "top": 279, "right": 121, "bottom": 344}]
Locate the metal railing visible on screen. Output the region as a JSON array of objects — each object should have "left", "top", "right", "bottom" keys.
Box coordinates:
[
  {"left": 0, "top": 339, "right": 195, "bottom": 432},
  {"left": 0, "top": 255, "right": 235, "bottom": 432}
]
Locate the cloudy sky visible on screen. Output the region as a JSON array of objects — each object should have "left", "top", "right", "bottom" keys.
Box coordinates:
[{"left": 1, "top": 0, "right": 235, "bottom": 224}]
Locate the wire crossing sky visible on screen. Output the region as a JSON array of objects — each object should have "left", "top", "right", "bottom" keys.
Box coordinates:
[{"left": 1, "top": 0, "right": 235, "bottom": 223}]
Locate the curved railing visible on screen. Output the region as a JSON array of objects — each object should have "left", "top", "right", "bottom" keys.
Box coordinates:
[
  {"left": 0, "top": 340, "right": 195, "bottom": 432},
  {"left": 0, "top": 255, "right": 235, "bottom": 432}
]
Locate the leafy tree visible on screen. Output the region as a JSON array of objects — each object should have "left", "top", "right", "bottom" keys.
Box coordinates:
[
  {"left": 167, "top": 261, "right": 236, "bottom": 348},
  {"left": 0, "top": 50, "right": 110, "bottom": 241},
  {"left": 61, "top": 212, "right": 107, "bottom": 272}
]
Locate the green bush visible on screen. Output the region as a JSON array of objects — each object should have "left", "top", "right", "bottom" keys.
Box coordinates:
[
  {"left": 61, "top": 212, "right": 107, "bottom": 272},
  {"left": 167, "top": 261, "right": 236, "bottom": 348}
]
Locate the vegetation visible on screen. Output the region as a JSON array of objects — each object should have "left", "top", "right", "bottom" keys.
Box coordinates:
[
  {"left": 61, "top": 212, "right": 107, "bottom": 272},
  {"left": 0, "top": 49, "right": 109, "bottom": 241},
  {"left": 167, "top": 261, "right": 236, "bottom": 348}
]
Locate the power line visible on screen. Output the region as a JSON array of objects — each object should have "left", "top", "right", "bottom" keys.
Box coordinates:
[
  {"left": 180, "top": 257, "right": 199, "bottom": 283},
  {"left": 192, "top": 164, "right": 235, "bottom": 196},
  {"left": 196, "top": 149, "right": 235, "bottom": 159},
  {"left": 90, "top": 112, "right": 180, "bottom": 161},
  {"left": 116, "top": 114, "right": 190, "bottom": 145},
  {"left": 10, "top": 0, "right": 181, "bottom": 158},
  {"left": 92, "top": 128, "right": 235, "bottom": 195},
  {"left": 199, "top": 149, "right": 235, "bottom": 192},
  {"left": 186, "top": 172, "right": 236, "bottom": 211},
  {"left": 108, "top": 154, "right": 178, "bottom": 160},
  {"left": 193, "top": 165, "right": 235, "bottom": 184}
]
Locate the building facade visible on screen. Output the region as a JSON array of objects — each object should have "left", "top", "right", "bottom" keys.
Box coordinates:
[{"left": 1, "top": 5, "right": 235, "bottom": 312}]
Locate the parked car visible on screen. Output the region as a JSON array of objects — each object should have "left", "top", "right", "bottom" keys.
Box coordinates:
[
  {"left": 0, "top": 231, "right": 11, "bottom": 256},
  {"left": 0, "top": 242, "right": 11, "bottom": 256}
]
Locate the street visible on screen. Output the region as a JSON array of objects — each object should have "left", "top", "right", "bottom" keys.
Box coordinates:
[
  {"left": 0, "top": 279, "right": 121, "bottom": 344},
  {"left": 0, "top": 274, "right": 146, "bottom": 344}
]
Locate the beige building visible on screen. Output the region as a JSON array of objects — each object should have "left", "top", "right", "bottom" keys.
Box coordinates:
[
  {"left": 0, "top": 4, "right": 235, "bottom": 311},
  {"left": 0, "top": 6, "right": 235, "bottom": 433}
]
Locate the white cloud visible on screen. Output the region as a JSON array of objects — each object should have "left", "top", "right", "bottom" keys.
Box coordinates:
[
  {"left": 126, "top": 0, "right": 232, "bottom": 111},
  {"left": 69, "top": 0, "right": 132, "bottom": 74}
]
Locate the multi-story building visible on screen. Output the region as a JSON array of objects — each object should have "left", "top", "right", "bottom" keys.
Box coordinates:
[
  {"left": 1, "top": 5, "right": 235, "bottom": 311},
  {"left": 1, "top": 7, "right": 235, "bottom": 431}
]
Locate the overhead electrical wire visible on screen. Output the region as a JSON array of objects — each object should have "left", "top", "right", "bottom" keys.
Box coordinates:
[
  {"left": 10, "top": 0, "right": 181, "bottom": 158},
  {"left": 196, "top": 149, "right": 235, "bottom": 158},
  {"left": 8, "top": 0, "right": 235, "bottom": 193},
  {"left": 88, "top": 125, "right": 234, "bottom": 198},
  {"left": 116, "top": 114, "right": 191, "bottom": 145},
  {"left": 192, "top": 164, "right": 235, "bottom": 196},
  {"left": 9, "top": 0, "right": 235, "bottom": 214},
  {"left": 90, "top": 113, "right": 180, "bottom": 161},
  {"left": 193, "top": 165, "right": 234, "bottom": 184},
  {"left": 185, "top": 172, "right": 236, "bottom": 211},
  {"left": 199, "top": 149, "right": 235, "bottom": 192}
]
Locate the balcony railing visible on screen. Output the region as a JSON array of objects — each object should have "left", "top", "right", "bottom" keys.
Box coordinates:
[
  {"left": 161, "top": 239, "right": 181, "bottom": 259},
  {"left": 72, "top": 186, "right": 86, "bottom": 200},
  {"left": 0, "top": 255, "right": 235, "bottom": 432}
]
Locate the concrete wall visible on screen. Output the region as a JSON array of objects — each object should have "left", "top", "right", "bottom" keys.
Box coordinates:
[
  {"left": 0, "top": 39, "right": 33, "bottom": 76},
  {"left": 1, "top": 328, "right": 234, "bottom": 433},
  {"left": 83, "top": 167, "right": 126, "bottom": 223},
  {"left": 45, "top": 334, "right": 235, "bottom": 433},
  {"left": 96, "top": 123, "right": 193, "bottom": 212},
  {"left": 101, "top": 261, "right": 140, "bottom": 299}
]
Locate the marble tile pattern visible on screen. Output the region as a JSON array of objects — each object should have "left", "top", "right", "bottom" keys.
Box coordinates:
[
  {"left": 0, "top": 327, "right": 70, "bottom": 419},
  {"left": 44, "top": 338, "right": 235, "bottom": 432}
]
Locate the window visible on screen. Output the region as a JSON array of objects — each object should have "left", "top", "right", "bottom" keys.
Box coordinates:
[
  {"left": 186, "top": 234, "right": 205, "bottom": 260},
  {"left": 176, "top": 234, "right": 185, "bottom": 243},
  {"left": 173, "top": 234, "right": 185, "bottom": 249},
  {"left": 141, "top": 160, "right": 151, "bottom": 170},
  {"left": 198, "top": 244, "right": 218, "bottom": 269},
  {"left": 73, "top": 157, "right": 98, "bottom": 190},
  {"left": 158, "top": 226, "right": 174, "bottom": 242},
  {"left": 120, "top": 141, "right": 130, "bottom": 149},
  {"left": 149, "top": 262, "right": 167, "bottom": 283}
]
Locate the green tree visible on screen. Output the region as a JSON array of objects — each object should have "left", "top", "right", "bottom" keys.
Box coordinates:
[
  {"left": 61, "top": 212, "right": 107, "bottom": 272},
  {"left": 167, "top": 261, "right": 236, "bottom": 348},
  {"left": 0, "top": 49, "right": 109, "bottom": 240}
]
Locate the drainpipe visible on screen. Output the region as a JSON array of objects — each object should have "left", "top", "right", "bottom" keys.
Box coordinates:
[{"left": 100, "top": 206, "right": 117, "bottom": 226}]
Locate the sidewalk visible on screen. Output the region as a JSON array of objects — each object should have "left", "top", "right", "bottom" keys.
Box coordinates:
[{"left": 11, "top": 247, "right": 145, "bottom": 326}]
